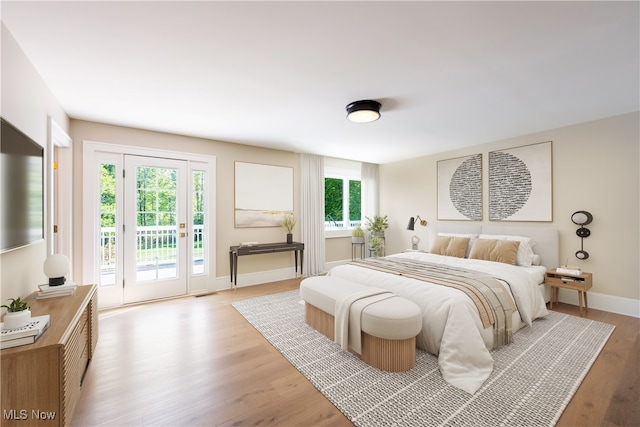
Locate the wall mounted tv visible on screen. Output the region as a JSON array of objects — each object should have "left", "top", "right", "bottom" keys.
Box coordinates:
[{"left": 1, "top": 117, "right": 45, "bottom": 253}]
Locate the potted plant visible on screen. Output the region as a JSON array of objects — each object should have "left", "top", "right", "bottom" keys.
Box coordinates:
[
  {"left": 1, "top": 297, "right": 31, "bottom": 330},
  {"left": 365, "top": 215, "right": 389, "bottom": 237},
  {"left": 351, "top": 226, "right": 365, "bottom": 244},
  {"left": 281, "top": 213, "right": 296, "bottom": 244},
  {"left": 370, "top": 236, "right": 385, "bottom": 257}
]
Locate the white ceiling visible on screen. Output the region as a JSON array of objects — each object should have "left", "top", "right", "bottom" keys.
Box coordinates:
[{"left": 2, "top": 1, "right": 638, "bottom": 164}]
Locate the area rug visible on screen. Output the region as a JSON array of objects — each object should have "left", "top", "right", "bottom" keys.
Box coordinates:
[{"left": 232, "top": 290, "right": 614, "bottom": 427}]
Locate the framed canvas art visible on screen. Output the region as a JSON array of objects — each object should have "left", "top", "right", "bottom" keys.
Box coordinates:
[
  {"left": 488, "top": 141, "right": 552, "bottom": 221},
  {"left": 234, "top": 162, "right": 294, "bottom": 227},
  {"left": 437, "top": 154, "right": 482, "bottom": 221}
]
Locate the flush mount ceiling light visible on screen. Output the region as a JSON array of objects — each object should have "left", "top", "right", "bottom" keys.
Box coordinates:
[{"left": 346, "top": 100, "right": 381, "bottom": 123}]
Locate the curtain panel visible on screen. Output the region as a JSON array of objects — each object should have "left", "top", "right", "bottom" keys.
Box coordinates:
[
  {"left": 361, "top": 162, "right": 379, "bottom": 221},
  {"left": 300, "top": 154, "right": 326, "bottom": 276}
]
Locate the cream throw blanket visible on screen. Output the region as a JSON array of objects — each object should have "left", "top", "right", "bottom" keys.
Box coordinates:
[{"left": 334, "top": 288, "right": 394, "bottom": 354}]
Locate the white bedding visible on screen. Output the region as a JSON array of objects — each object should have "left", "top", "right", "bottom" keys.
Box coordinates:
[{"left": 328, "top": 251, "right": 549, "bottom": 394}]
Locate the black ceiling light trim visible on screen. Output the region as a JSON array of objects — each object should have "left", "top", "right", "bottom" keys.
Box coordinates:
[{"left": 346, "top": 100, "right": 382, "bottom": 123}]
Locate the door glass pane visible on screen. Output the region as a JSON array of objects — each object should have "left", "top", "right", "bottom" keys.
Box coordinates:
[
  {"left": 192, "top": 170, "right": 205, "bottom": 275},
  {"left": 136, "top": 166, "right": 178, "bottom": 282},
  {"left": 100, "top": 163, "right": 117, "bottom": 286}
]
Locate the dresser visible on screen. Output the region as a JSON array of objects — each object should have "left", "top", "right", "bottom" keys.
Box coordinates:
[{"left": 1, "top": 285, "right": 98, "bottom": 427}]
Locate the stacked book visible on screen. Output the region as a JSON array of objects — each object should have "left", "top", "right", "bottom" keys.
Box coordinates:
[
  {"left": 1, "top": 315, "right": 50, "bottom": 349},
  {"left": 556, "top": 267, "right": 581, "bottom": 275},
  {"left": 37, "top": 282, "right": 78, "bottom": 299}
]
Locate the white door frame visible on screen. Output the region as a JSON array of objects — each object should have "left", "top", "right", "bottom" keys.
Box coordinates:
[{"left": 82, "top": 141, "right": 216, "bottom": 309}]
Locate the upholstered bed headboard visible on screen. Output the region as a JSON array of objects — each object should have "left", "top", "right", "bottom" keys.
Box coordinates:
[{"left": 426, "top": 224, "right": 559, "bottom": 269}]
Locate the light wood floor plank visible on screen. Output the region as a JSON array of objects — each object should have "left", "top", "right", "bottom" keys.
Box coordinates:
[{"left": 71, "top": 279, "right": 639, "bottom": 427}]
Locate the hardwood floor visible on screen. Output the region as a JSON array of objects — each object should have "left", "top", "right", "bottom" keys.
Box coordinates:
[{"left": 72, "top": 279, "right": 639, "bottom": 427}]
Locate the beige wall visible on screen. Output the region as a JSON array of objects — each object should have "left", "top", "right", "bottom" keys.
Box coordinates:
[
  {"left": 380, "top": 113, "right": 639, "bottom": 306},
  {"left": 2, "top": 20, "right": 638, "bottom": 316},
  {"left": 70, "top": 120, "right": 300, "bottom": 284},
  {"left": 1, "top": 24, "right": 70, "bottom": 304}
]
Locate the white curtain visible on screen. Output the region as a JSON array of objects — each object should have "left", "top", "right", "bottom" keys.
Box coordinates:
[
  {"left": 300, "top": 154, "right": 326, "bottom": 276},
  {"left": 361, "top": 162, "right": 379, "bottom": 221}
]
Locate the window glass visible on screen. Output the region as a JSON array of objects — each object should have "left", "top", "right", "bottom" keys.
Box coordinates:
[{"left": 324, "top": 159, "right": 361, "bottom": 231}]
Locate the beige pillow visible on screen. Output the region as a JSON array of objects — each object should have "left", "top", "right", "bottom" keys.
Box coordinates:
[
  {"left": 430, "top": 236, "right": 470, "bottom": 258},
  {"left": 469, "top": 239, "right": 520, "bottom": 265}
]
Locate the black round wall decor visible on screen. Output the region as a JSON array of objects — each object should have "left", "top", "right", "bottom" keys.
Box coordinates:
[
  {"left": 571, "top": 211, "right": 593, "bottom": 260},
  {"left": 571, "top": 211, "right": 593, "bottom": 226},
  {"left": 576, "top": 227, "right": 591, "bottom": 238}
]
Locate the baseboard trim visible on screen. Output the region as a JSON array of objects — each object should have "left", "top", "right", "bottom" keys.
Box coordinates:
[
  {"left": 556, "top": 288, "right": 639, "bottom": 318},
  {"left": 215, "top": 267, "right": 302, "bottom": 291}
]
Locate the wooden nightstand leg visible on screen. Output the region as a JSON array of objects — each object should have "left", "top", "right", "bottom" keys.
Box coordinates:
[
  {"left": 578, "top": 291, "right": 584, "bottom": 316},
  {"left": 584, "top": 291, "right": 588, "bottom": 314}
]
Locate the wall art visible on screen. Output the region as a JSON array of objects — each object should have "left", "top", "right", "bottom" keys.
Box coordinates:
[
  {"left": 235, "top": 162, "right": 293, "bottom": 227},
  {"left": 488, "top": 141, "right": 552, "bottom": 221},
  {"left": 437, "top": 153, "right": 482, "bottom": 221}
]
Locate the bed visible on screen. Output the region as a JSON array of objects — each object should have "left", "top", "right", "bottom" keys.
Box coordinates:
[{"left": 327, "top": 225, "right": 558, "bottom": 394}]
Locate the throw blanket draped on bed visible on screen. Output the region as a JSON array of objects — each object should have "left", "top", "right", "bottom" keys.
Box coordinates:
[{"left": 349, "top": 258, "right": 516, "bottom": 349}]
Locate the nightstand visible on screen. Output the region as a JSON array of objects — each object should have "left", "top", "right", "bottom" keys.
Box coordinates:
[{"left": 545, "top": 269, "right": 593, "bottom": 316}]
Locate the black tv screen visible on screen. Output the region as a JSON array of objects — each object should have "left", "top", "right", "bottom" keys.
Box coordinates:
[{"left": 1, "top": 117, "right": 44, "bottom": 253}]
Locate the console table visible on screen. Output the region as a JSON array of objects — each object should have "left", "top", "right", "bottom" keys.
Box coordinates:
[{"left": 229, "top": 242, "right": 304, "bottom": 288}]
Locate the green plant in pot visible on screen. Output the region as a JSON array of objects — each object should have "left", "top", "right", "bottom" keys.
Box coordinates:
[
  {"left": 365, "top": 215, "right": 389, "bottom": 237},
  {"left": 1, "top": 297, "right": 31, "bottom": 330},
  {"left": 351, "top": 226, "right": 365, "bottom": 244},
  {"left": 281, "top": 213, "right": 296, "bottom": 244},
  {"left": 370, "top": 236, "right": 385, "bottom": 257}
]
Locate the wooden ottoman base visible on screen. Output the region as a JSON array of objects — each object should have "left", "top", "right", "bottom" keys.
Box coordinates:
[{"left": 304, "top": 303, "right": 416, "bottom": 372}]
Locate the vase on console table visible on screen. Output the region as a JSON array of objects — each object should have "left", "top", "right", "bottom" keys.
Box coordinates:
[
  {"left": 2, "top": 309, "right": 32, "bottom": 330},
  {"left": 286, "top": 233, "right": 293, "bottom": 244}
]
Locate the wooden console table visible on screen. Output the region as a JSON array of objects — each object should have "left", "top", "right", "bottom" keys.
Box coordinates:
[
  {"left": 1, "top": 285, "right": 98, "bottom": 427},
  {"left": 229, "top": 242, "right": 304, "bottom": 288}
]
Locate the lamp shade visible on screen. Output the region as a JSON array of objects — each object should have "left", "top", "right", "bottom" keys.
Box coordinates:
[
  {"left": 346, "top": 100, "right": 381, "bottom": 123},
  {"left": 44, "top": 254, "right": 70, "bottom": 286},
  {"left": 406, "top": 217, "right": 416, "bottom": 230}
]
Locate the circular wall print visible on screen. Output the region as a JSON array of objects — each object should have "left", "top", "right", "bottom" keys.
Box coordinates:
[
  {"left": 489, "top": 152, "right": 532, "bottom": 220},
  {"left": 449, "top": 155, "right": 482, "bottom": 220}
]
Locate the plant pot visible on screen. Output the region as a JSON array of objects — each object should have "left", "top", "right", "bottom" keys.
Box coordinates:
[
  {"left": 3, "top": 309, "right": 31, "bottom": 330},
  {"left": 351, "top": 237, "right": 365, "bottom": 244},
  {"left": 286, "top": 233, "right": 293, "bottom": 244}
]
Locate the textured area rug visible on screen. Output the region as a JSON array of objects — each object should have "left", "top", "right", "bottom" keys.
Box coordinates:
[{"left": 232, "top": 290, "right": 614, "bottom": 427}]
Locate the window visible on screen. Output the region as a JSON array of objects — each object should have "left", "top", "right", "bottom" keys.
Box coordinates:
[{"left": 324, "top": 159, "right": 361, "bottom": 234}]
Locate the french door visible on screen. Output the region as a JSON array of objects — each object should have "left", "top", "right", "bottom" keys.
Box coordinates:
[
  {"left": 122, "top": 155, "right": 188, "bottom": 303},
  {"left": 84, "top": 142, "right": 215, "bottom": 308}
]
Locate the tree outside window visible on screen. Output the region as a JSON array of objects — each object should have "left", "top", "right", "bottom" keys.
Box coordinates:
[{"left": 324, "top": 177, "right": 361, "bottom": 229}]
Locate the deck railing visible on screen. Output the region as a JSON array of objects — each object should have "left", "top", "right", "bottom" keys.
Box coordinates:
[
  {"left": 324, "top": 220, "right": 361, "bottom": 230},
  {"left": 100, "top": 225, "right": 204, "bottom": 271}
]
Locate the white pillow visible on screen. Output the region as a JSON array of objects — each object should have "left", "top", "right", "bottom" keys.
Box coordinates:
[
  {"left": 478, "top": 234, "right": 536, "bottom": 266},
  {"left": 438, "top": 233, "right": 478, "bottom": 258}
]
